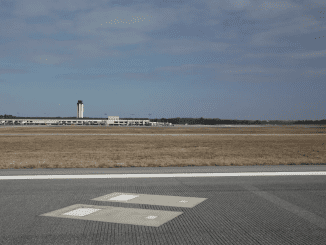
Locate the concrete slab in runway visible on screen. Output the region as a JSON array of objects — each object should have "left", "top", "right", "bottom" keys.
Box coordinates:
[{"left": 1, "top": 165, "right": 326, "bottom": 245}]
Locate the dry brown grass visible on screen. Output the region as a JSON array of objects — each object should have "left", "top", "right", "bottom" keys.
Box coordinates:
[{"left": 0, "top": 125, "right": 325, "bottom": 169}]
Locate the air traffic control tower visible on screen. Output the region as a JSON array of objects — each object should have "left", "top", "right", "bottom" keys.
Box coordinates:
[{"left": 77, "top": 100, "right": 84, "bottom": 118}]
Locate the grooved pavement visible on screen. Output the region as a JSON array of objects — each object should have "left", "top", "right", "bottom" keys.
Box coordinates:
[{"left": 0, "top": 165, "right": 325, "bottom": 245}]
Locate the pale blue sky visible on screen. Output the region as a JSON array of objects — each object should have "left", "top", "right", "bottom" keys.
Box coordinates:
[{"left": 0, "top": 0, "right": 325, "bottom": 120}]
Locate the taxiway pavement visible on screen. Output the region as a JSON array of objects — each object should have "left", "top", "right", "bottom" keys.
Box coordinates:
[{"left": 1, "top": 165, "right": 325, "bottom": 244}]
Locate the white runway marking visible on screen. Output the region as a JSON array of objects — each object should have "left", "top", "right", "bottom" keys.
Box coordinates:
[
  {"left": 1, "top": 172, "right": 325, "bottom": 180},
  {"left": 63, "top": 208, "right": 101, "bottom": 217},
  {"left": 0, "top": 134, "right": 325, "bottom": 136},
  {"left": 109, "top": 194, "right": 139, "bottom": 201}
]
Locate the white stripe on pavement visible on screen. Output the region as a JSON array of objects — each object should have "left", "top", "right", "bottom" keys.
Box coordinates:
[
  {"left": 0, "top": 134, "right": 325, "bottom": 136},
  {"left": 1, "top": 171, "right": 325, "bottom": 180}
]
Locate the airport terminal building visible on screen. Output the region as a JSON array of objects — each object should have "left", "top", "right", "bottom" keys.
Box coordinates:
[
  {"left": 0, "top": 100, "right": 172, "bottom": 126},
  {"left": 0, "top": 117, "right": 158, "bottom": 126}
]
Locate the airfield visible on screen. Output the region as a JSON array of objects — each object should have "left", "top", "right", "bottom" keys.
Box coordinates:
[
  {"left": 1, "top": 165, "right": 325, "bottom": 244},
  {"left": 0, "top": 124, "right": 325, "bottom": 169},
  {"left": 1, "top": 124, "right": 326, "bottom": 244}
]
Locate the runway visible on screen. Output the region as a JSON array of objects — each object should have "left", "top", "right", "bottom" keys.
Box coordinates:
[{"left": 1, "top": 165, "right": 325, "bottom": 244}]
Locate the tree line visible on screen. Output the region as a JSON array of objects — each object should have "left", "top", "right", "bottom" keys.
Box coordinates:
[{"left": 150, "top": 117, "right": 326, "bottom": 125}]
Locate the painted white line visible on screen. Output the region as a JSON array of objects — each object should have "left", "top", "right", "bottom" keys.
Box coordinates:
[
  {"left": 0, "top": 172, "right": 325, "bottom": 180},
  {"left": 0, "top": 134, "right": 325, "bottom": 136}
]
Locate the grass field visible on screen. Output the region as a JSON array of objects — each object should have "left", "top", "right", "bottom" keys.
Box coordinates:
[{"left": 0, "top": 125, "right": 325, "bottom": 169}]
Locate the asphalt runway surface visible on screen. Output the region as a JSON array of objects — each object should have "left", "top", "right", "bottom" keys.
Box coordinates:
[{"left": 1, "top": 165, "right": 326, "bottom": 245}]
